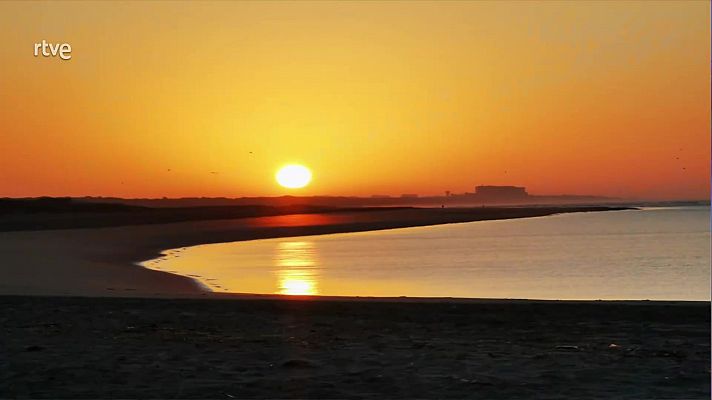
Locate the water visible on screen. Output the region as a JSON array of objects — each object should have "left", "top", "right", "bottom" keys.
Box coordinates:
[{"left": 143, "top": 207, "right": 710, "bottom": 301}]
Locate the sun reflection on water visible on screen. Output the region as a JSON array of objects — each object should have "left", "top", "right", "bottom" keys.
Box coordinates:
[{"left": 274, "top": 241, "right": 319, "bottom": 295}]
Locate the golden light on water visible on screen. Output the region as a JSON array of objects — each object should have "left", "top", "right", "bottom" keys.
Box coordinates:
[
  {"left": 278, "top": 270, "right": 318, "bottom": 295},
  {"left": 274, "top": 241, "right": 319, "bottom": 295}
]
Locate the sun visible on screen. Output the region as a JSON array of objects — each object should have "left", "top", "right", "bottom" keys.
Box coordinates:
[{"left": 276, "top": 164, "right": 312, "bottom": 189}]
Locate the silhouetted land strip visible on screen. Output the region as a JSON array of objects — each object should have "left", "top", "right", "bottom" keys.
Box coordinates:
[
  {"left": 0, "top": 198, "right": 406, "bottom": 231},
  {"left": 0, "top": 295, "right": 708, "bottom": 398},
  {"left": 0, "top": 197, "right": 633, "bottom": 231}
]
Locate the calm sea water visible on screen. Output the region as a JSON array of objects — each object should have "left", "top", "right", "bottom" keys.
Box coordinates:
[{"left": 143, "top": 207, "right": 710, "bottom": 300}]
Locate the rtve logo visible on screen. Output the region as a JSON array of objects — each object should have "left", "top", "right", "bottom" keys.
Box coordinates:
[{"left": 34, "top": 40, "right": 72, "bottom": 60}]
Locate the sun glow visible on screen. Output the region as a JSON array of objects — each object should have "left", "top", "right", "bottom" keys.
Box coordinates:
[{"left": 276, "top": 164, "right": 312, "bottom": 189}]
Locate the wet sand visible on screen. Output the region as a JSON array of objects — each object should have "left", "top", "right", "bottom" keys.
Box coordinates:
[
  {"left": 0, "top": 206, "right": 626, "bottom": 297},
  {"left": 1, "top": 296, "right": 708, "bottom": 399}
]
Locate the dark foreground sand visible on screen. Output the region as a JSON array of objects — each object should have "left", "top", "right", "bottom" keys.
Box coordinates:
[{"left": 1, "top": 296, "right": 708, "bottom": 399}]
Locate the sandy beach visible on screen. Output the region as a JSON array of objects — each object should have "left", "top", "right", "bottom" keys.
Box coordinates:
[
  {"left": 0, "top": 206, "right": 624, "bottom": 298},
  {"left": 1, "top": 296, "right": 708, "bottom": 399},
  {"left": 1, "top": 206, "right": 709, "bottom": 398}
]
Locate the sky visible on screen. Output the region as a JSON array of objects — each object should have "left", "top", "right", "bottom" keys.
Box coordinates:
[{"left": 0, "top": 1, "right": 709, "bottom": 200}]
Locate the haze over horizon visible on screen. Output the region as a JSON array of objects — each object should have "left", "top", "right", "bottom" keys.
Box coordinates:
[{"left": 1, "top": 1, "right": 709, "bottom": 201}]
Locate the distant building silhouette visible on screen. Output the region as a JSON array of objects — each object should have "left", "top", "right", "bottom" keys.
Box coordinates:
[{"left": 474, "top": 185, "right": 528, "bottom": 198}]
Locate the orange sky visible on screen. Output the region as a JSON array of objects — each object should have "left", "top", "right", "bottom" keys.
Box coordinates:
[{"left": 0, "top": 1, "right": 709, "bottom": 200}]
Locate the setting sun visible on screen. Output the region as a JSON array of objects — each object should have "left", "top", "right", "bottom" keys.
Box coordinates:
[
  {"left": 276, "top": 165, "right": 312, "bottom": 189},
  {"left": 1, "top": 2, "right": 710, "bottom": 398}
]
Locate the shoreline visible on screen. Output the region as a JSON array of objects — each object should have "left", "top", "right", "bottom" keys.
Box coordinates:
[
  {"left": 1, "top": 206, "right": 632, "bottom": 299},
  {"left": 2, "top": 207, "right": 709, "bottom": 399},
  {"left": 0, "top": 291, "right": 706, "bottom": 305}
]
